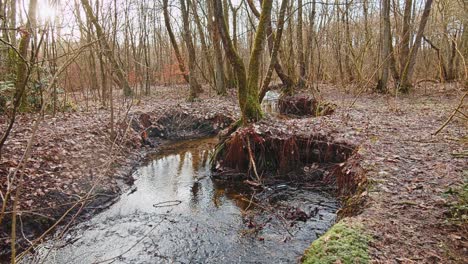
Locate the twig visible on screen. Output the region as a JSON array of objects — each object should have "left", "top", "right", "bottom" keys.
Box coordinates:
[
  {"left": 153, "top": 200, "right": 182, "bottom": 208},
  {"left": 240, "top": 197, "right": 293, "bottom": 237},
  {"left": 433, "top": 92, "right": 467, "bottom": 135}
]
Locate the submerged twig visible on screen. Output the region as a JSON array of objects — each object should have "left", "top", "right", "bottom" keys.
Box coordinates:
[
  {"left": 153, "top": 200, "right": 182, "bottom": 208},
  {"left": 240, "top": 197, "right": 293, "bottom": 237}
]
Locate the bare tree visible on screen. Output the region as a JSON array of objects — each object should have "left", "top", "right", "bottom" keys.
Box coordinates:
[
  {"left": 398, "top": 0, "right": 434, "bottom": 93},
  {"left": 214, "top": 0, "right": 273, "bottom": 123},
  {"left": 80, "top": 0, "right": 133, "bottom": 96},
  {"left": 376, "top": 0, "right": 391, "bottom": 93},
  {"left": 207, "top": 1, "right": 227, "bottom": 95},
  {"left": 247, "top": 0, "right": 294, "bottom": 89},
  {"left": 0, "top": 0, "right": 37, "bottom": 158},
  {"left": 297, "top": 0, "right": 306, "bottom": 87},
  {"left": 180, "top": 0, "right": 203, "bottom": 101}
]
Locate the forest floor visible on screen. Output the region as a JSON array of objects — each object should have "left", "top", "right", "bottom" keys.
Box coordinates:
[{"left": 0, "top": 83, "right": 466, "bottom": 263}]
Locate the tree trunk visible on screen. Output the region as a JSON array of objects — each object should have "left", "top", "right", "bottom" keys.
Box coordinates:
[
  {"left": 462, "top": 1, "right": 468, "bottom": 87},
  {"left": 376, "top": 0, "right": 391, "bottom": 93},
  {"left": 162, "top": 0, "right": 189, "bottom": 84},
  {"left": 0, "top": 0, "right": 7, "bottom": 69},
  {"left": 80, "top": 0, "right": 133, "bottom": 96},
  {"left": 214, "top": 0, "right": 273, "bottom": 124},
  {"left": 297, "top": 0, "right": 306, "bottom": 87},
  {"left": 207, "top": 1, "right": 226, "bottom": 95},
  {"left": 191, "top": 0, "right": 216, "bottom": 89},
  {"left": 259, "top": 0, "right": 289, "bottom": 101},
  {"left": 0, "top": 0, "right": 36, "bottom": 158},
  {"left": 207, "top": 1, "right": 227, "bottom": 95},
  {"left": 180, "top": 0, "right": 203, "bottom": 101},
  {"left": 249, "top": 0, "right": 294, "bottom": 88},
  {"left": 7, "top": 0, "right": 36, "bottom": 259},
  {"left": 400, "top": 0, "right": 412, "bottom": 76},
  {"left": 399, "top": 0, "right": 434, "bottom": 93}
]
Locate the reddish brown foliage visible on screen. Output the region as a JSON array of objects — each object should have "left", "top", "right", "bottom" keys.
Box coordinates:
[{"left": 214, "top": 124, "right": 356, "bottom": 181}]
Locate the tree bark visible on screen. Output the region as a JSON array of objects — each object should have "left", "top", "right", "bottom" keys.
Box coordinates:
[
  {"left": 191, "top": 0, "right": 215, "bottom": 89},
  {"left": 463, "top": 1, "right": 468, "bottom": 87},
  {"left": 376, "top": 0, "right": 391, "bottom": 93},
  {"left": 400, "top": 0, "right": 412, "bottom": 76},
  {"left": 214, "top": 0, "right": 273, "bottom": 124},
  {"left": 249, "top": 0, "right": 294, "bottom": 88},
  {"left": 399, "top": 0, "right": 434, "bottom": 93},
  {"left": 259, "top": 0, "right": 289, "bottom": 101},
  {"left": 162, "top": 0, "right": 189, "bottom": 84},
  {"left": 0, "top": 0, "right": 36, "bottom": 158},
  {"left": 180, "top": 0, "right": 203, "bottom": 101},
  {"left": 207, "top": 0, "right": 227, "bottom": 95},
  {"left": 80, "top": 0, "right": 133, "bottom": 96},
  {"left": 297, "top": 0, "right": 306, "bottom": 87}
]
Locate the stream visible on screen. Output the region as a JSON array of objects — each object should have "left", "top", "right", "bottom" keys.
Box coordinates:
[{"left": 29, "top": 137, "right": 339, "bottom": 264}]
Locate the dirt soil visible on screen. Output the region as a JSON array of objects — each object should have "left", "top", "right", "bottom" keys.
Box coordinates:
[
  {"left": 316, "top": 83, "right": 466, "bottom": 263},
  {"left": 1, "top": 83, "right": 466, "bottom": 263}
]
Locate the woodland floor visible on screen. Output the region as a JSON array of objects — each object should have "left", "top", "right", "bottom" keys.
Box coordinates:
[{"left": 0, "top": 83, "right": 466, "bottom": 263}]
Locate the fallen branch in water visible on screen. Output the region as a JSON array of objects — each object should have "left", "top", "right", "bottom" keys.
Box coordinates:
[
  {"left": 240, "top": 197, "right": 293, "bottom": 237},
  {"left": 153, "top": 200, "right": 183, "bottom": 208}
]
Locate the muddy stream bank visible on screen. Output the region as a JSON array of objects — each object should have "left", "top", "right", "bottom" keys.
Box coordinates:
[{"left": 27, "top": 137, "right": 339, "bottom": 263}]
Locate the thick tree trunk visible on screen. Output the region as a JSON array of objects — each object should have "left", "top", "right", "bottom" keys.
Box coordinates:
[
  {"left": 214, "top": 0, "right": 273, "bottom": 124},
  {"left": 180, "top": 0, "right": 203, "bottom": 101},
  {"left": 400, "top": 0, "right": 412, "bottom": 77},
  {"left": 207, "top": 1, "right": 227, "bottom": 95},
  {"left": 376, "top": 0, "right": 391, "bottom": 93},
  {"left": 259, "top": 0, "right": 289, "bottom": 101},
  {"left": 399, "top": 0, "right": 434, "bottom": 93},
  {"left": 8, "top": 0, "right": 16, "bottom": 46},
  {"left": 249, "top": 0, "right": 294, "bottom": 88}
]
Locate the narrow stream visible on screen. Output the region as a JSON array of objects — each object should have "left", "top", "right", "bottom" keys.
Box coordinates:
[{"left": 31, "top": 138, "right": 338, "bottom": 264}]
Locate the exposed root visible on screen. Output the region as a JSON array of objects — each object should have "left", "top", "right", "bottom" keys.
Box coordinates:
[
  {"left": 247, "top": 135, "right": 262, "bottom": 183},
  {"left": 131, "top": 110, "right": 234, "bottom": 144},
  {"left": 278, "top": 94, "right": 336, "bottom": 116},
  {"left": 211, "top": 124, "right": 361, "bottom": 196}
]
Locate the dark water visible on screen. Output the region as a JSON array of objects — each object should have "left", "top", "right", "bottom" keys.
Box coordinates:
[{"left": 28, "top": 138, "right": 338, "bottom": 264}]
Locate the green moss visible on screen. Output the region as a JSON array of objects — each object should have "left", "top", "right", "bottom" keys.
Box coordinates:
[
  {"left": 303, "top": 222, "right": 370, "bottom": 264},
  {"left": 444, "top": 176, "right": 468, "bottom": 226}
]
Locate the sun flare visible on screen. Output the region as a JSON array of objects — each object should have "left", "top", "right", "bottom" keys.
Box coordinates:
[{"left": 38, "top": 1, "right": 56, "bottom": 22}]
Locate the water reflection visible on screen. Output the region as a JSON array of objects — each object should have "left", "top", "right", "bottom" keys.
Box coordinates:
[{"left": 32, "top": 137, "right": 338, "bottom": 264}]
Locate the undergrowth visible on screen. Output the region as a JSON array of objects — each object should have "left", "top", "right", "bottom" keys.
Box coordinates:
[
  {"left": 302, "top": 222, "right": 370, "bottom": 264},
  {"left": 445, "top": 177, "right": 468, "bottom": 228}
]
